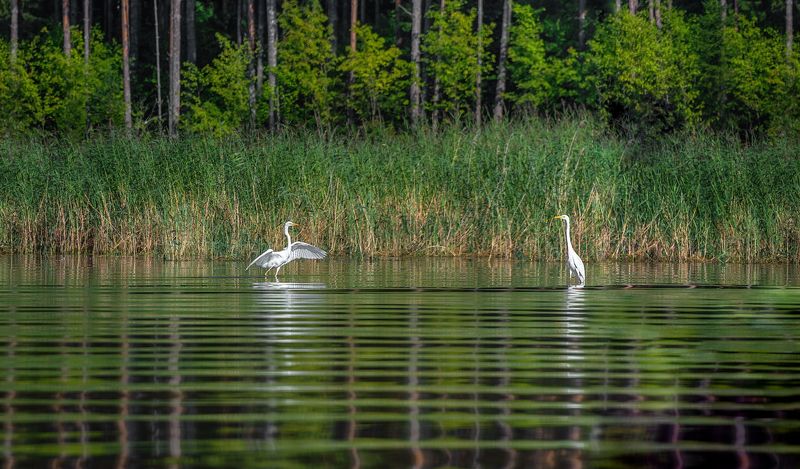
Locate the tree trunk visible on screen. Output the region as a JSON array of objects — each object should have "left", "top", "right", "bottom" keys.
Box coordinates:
[
  {"left": 349, "top": 0, "right": 357, "bottom": 121},
  {"left": 350, "top": 0, "right": 357, "bottom": 51},
  {"left": 615, "top": 0, "right": 621, "bottom": 13},
  {"left": 168, "top": 0, "right": 182, "bottom": 136},
  {"left": 721, "top": 0, "right": 727, "bottom": 24},
  {"left": 655, "top": 0, "right": 662, "bottom": 28},
  {"left": 267, "top": 0, "right": 277, "bottom": 129},
  {"left": 154, "top": 0, "right": 163, "bottom": 131},
  {"left": 84, "top": 0, "right": 91, "bottom": 64},
  {"left": 493, "top": 0, "right": 510, "bottom": 121},
  {"left": 787, "top": 0, "right": 794, "bottom": 58},
  {"left": 64, "top": 0, "right": 72, "bottom": 56},
  {"left": 236, "top": 0, "right": 242, "bottom": 44},
  {"left": 122, "top": 0, "right": 132, "bottom": 131},
  {"left": 409, "top": 0, "right": 422, "bottom": 125},
  {"left": 394, "top": 0, "right": 402, "bottom": 47},
  {"left": 130, "top": 0, "right": 140, "bottom": 62},
  {"left": 247, "top": 0, "right": 256, "bottom": 128},
  {"left": 105, "top": 0, "right": 113, "bottom": 41},
  {"left": 648, "top": 0, "right": 654, "bottom": 22},
  {"left": 10, "top": 0, "right": 19, "bottom": 62},
  {"left": 185, "top": 0, "right": 196, "bottom": 63},
  {"left": 474, "top": 0, "right": 483, "bottom": 127},
  {"left": 432, "top": 0, "right": 445, "bottom": 128},
  {"left": 628, "top": 0, "right": 637, "bottom": 14},
  {"left": 327, "top": 0, "right": 338, "bottom": 52},
  {"left": 257, "top": 0, "right": 265, "bottom": 96},
  {"left": 578, "top": 0, "right": 586, "bottom": 50}
]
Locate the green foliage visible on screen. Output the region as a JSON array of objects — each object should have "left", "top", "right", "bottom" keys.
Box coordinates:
[
  {"left": 0, "top": 41, "right": 42, "bottom": 133},
  {"left": 507, "top": 3, "right": 549, "bottom": 107},
  {"left": 13, "top": 27, "right": 123, "bottom": 136},
  {"left": 422, "top": 0, "right": 494, "bottom": 118},
  {"left": 183, "top": 35, "right": 252, "bottom": 137},
  {"left": 718, "top": 16, "right": 798, "bottom": 134},
  {"left": 338, "top": 23, "right": 412, "bottom": 122},
  {"left": 586, "top": 11, "right": 701, "bottom": 136},
  {"left": 276, "top": 0, "right": 338, "bottom": 126}
]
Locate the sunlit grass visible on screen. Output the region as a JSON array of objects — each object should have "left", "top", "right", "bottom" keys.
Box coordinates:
[{"left": 1, "top": 116, "right": 798, "bottom": 261}]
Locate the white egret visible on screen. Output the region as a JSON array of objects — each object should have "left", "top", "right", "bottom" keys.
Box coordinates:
[
  {"left": 246, "top": 221, "right": 327, "bottom": 280},
  {"left": 553, "top": 215, "right": 585, "bottom": 286}
]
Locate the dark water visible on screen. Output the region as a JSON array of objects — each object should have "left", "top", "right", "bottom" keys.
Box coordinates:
[{"left": 1, "top": 256, "right": 800, "bottom": 468}]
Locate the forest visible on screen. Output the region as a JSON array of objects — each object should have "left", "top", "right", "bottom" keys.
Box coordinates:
[{"left": 0, "top": 0, "right": 798, "bottom": 138}]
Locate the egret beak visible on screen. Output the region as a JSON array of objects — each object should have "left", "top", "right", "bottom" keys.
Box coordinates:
[{"left": 552, "top": 216, "right": 561, "bottom": 221}]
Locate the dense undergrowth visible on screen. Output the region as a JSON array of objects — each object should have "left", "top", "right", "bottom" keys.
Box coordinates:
[{"left": 1, "top": 116, "right": 798, "bottom": 261}]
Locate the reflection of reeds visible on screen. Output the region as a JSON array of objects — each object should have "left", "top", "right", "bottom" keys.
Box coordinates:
[{"left": 2, "top": 117, "right": 798, "bottom": 261}]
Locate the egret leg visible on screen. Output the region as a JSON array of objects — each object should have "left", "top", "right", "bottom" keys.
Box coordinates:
[{"left": 274, "top": 266, "right": 281, "bottom": 281}]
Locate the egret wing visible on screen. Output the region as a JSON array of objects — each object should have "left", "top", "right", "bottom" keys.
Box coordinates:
[
  {"left": 246, "top": 248, "right": 276, "bottom": 270},
  {"left": 289, "top": 242, "right": 327, "bottom": 261}
]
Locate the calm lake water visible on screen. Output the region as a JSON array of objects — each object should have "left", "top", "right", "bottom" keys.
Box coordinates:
[{"left": 1, "top": 256, "right": 800, "bottom": 468}]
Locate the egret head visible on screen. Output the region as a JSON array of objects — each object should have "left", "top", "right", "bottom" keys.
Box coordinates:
[
  {"left": 285, "top": 221, "right": 297, "bottom": 228},
  {"left": 552, "top": 215, "right": 570, "bottom": 222}
]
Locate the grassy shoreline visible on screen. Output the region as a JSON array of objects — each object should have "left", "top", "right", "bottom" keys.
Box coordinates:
[{"left": 1, "top": 117, "right": 799, "bottom": 261}]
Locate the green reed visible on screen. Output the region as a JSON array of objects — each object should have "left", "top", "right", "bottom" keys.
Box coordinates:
[{"left": 1, "top": 116, "right": 798, "bottom": 261}]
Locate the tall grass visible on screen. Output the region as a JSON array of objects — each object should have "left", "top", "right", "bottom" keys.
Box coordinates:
[{"left": 1, "top": 116, "right": 798, "bottom": 261}]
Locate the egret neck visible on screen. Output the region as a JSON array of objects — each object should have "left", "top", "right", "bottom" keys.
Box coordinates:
[
  {"left": 563, "top": 217, "right": 574, "bottom": 254},
  {"left": 284, "top": 222, "right": 292, "bottom": 248}
]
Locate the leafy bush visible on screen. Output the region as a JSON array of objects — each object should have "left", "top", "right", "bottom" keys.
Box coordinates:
[
  {"left": 585, "top": 11, "right": 701, "bottom": 137},
  {"left": 339, "top": 24, "right": 412, "bottom": 123},
  {"left": 276, "top": 0, "right": 339, "bottom": 126},
  {"left": 0, "top": 40, "right": 42, "bottom": 133},
  {"left": 183, "top": 35, "right": 252, "bottom": 136},
  {"left": 422, "top": 0, "right": 494, "bottom": 119}
]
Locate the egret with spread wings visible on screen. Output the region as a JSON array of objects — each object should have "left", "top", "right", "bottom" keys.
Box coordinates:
[
  {"left": 553, "top": 215, "right": 585, "bottom": 287},
  {"left": 246, "top": 221, "right": 327, "bottom": 280}
]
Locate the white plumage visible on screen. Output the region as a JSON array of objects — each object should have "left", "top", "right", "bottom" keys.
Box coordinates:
[
  {"left": 247, "top": 221, "right": 327, "bottom": 280},
  {"left": 553, "top": 215, "right": 586, "bottom": 286}
]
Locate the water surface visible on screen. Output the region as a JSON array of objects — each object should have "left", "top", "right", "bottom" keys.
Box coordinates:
[{"left": 1, "top": 257, "right": 800, "bottom": 468}]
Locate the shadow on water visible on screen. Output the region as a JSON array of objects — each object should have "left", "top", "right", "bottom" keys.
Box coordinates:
[{"left": 0, "top": 256, "right": 799, "bottom": 468}]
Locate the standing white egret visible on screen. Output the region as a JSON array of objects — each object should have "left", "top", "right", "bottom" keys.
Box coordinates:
[
  {"left": 553, "top": 215, "right": 585, "bottom": 286},
  {"left": 246, "top": 221, "right": 327, "bottom": 280}
]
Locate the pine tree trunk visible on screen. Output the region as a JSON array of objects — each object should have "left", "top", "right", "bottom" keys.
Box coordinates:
[
  {"left": 615, "top": 0, "right": 621, "bottom": 13},
  {"left": 185, "top": 0, "right": 196, "bottom": 63},
  {"left": 349, "top": 0, "right": 357, "bottom": 121},
  {"left": 721, "top": 0, "right": 727, "bottom": 24},
  {"left": 154, "top": 0, "right": 163, "bottom": 131},
  {"left": 409, "top": 0, "right": 422, "bottom": 125},
  {"left": 267, "top": 0, "right": 277, "bottom": 129},
  {"left": 648, "top": 0, "right": 654, "bottom": 22},
  {"left": 236, "top": 0, "right": 242, "bottom": 44},
  {"left": 628, "top": 0, "right": 637, "bottom": 14},
  {"left": 432, "top": 0, "right": 445, "bottom": 128},
  {"left": 256, "top": 0, "right": 265, "bottom": 96},
  {"left": 475, "top": 0, "right": 483, "bottom": 127},
  {"left": 122, "top": 0, "right": 132, "bottom": 131},
  {"left": 787, "top": 0, "right": 794, "bottom": 57},
  {"left": 130, "top": 0, "right": 140, "bottom": 62},
  {"left": 10, "top": 0, "right": 19, "bottom": 62},
  {"left": 578, "top": 0, "right": 586, "bottom": 49},
  {"left": 327, "top": 0, "right": 338, "bottom": 52},
  {"left": 493, "top": 0, "right": 510, "bottom": 121},
  {"left": 64, "top": 0, "right": 72, "bottom": 56},
  {"left": 105, "top": 0, "right": 113, "bottom": 41},
  {"left": 655, "top": 0, "right": 662, "bottom": 28},
  {"left": 168, "top": 0, "right": 182, "bottom": 136},
  {"left": 84, "top": 0, "right": 90, "bottom": 64},
  {"left": 394, "top": 0, "right": 402, "bottom": 46},
  {"left": 247, "top": 0, "right": 256, "bottom": 128}
]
